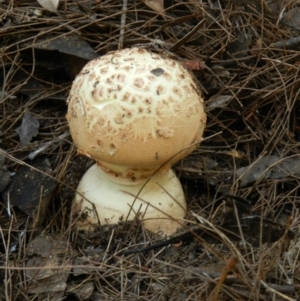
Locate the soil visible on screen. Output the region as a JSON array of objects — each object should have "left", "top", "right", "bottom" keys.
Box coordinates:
[{"left": 1, "top": 0, "right": 300, "bottom": 300}]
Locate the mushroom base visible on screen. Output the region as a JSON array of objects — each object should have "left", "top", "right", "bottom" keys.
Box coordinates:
[{"left": 72, "top": 164, "right": 187, "bottom": 235}]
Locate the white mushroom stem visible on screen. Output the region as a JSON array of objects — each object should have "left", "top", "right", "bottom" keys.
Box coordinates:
[{"left": 73, "top": 164, "right": 186, "bottom": 235}]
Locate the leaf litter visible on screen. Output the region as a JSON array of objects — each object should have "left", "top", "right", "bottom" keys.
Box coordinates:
[{"left": 1, "top": 0, "right": 300, "bottom": 300}]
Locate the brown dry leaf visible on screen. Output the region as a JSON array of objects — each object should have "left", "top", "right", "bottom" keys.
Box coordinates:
[
  {"left": 223, "top": 150, "right": 246, "bottom": 159},
  {"left": 37, "top": 0, "right": 59, "bottom": 12},
  {"left": 144, "top": 0, "right": 164, "bottom": 14},
  {"left": 26, "top": 233, "right": 73, "bottom": 296},
  {"left": 181, "top": 59, "right": 207, "bottom": 71}
]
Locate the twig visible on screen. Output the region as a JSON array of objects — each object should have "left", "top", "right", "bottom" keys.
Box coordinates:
[
  {"left": 118, "top": 0, "right": 128, "bottom": 49},
  {"left": 186, "top": 266, "right": 296, "bottom": 297},
  {"left": 28, "top": 131, "right": 70, "bottom": 160},
  {"left": 209, "top": 256, "right": 238, "bottom": 301}
]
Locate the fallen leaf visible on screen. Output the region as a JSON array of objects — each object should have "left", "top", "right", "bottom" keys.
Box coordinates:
[
  {"left": 26, "top": 233, "right": 73, "bottom": 297},
  {"left": 144, "top": 0, "right": 164, "bottom": 14},
  {"left": 181, "top": 59, "right": 207, "bottom": 71},
  {"left": 236, "top": 155, "right": 300, "bottom": 186},
  {"left": 207, "top": 95, "right": 232, "bottom": 110},
  {"left": 2, "top": 158, "right": 56, "bottom": 225},
  {"left": 32, "top": 35, "right": 97, "bottom": 61},
  {"left": 37, "top": 0, "right": 59, "bottom": 13},
  {"left": 67, "top": 281, "right": 94, "bottom": 301},
  {"left": 228, "top": 31, "right": 252, "bottom": 59},
  {"left": 15, "top": 112, "right": 40, "bottom": 146}
]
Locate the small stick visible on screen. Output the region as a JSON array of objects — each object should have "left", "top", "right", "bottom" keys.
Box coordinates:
[
  {"left": 118, "top": 0, "right": 128, "bottom": 49},
  {"left": 28, "top": 131, "right": 70, "bottom": 160},
  {"left": 209, "top": 255, "right": 238, "bottom": 301}
]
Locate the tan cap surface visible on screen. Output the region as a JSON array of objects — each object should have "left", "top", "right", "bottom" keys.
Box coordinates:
[{"left": 66, "top": 47, "right": 206, "bottom": 169}]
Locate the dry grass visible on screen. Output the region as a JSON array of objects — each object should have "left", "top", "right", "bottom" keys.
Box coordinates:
[{"left": 1, "top": 0, "right": 300, "bottom": 300}]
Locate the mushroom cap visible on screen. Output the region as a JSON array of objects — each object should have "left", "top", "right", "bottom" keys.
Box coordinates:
[{"left": 66, "top": 47, "right": 206, "bottom": 171}]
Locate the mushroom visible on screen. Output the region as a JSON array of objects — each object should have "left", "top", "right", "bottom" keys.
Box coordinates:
[{"left": 66, "top": 47, "right": 206, "bottom": 235}]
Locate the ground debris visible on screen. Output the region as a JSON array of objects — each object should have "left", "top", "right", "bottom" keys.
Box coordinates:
[
  {"left": 15, "top": 112, "right": 40, "bottom": 146},
  {"left": 1, "top": 0, "right": 300, "bottom": 300},
  {"left": 2, "top": 158, "right": 56, "bottom": 226},
  {"left": 26, "top": 233, "right": 73, "bottom": 298},
  {"left": 236, "top": 155, "right": 300, "bottom": 186}
]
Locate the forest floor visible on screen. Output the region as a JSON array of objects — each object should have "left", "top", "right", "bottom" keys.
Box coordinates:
[{"left": 1, "top": 0, "right": 300, "bottom": 300}]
